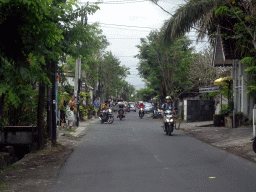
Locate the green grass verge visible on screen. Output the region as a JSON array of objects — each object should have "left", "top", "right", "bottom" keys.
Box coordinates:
[
  {"left": 66, "top": 128, "right": 75, "bottom": 132},
  {"left": 0, "top": 164, "right": 20, "bottom": 191},
  {"left": 0, "top": 179, "right": 11, "bottom": 191}
]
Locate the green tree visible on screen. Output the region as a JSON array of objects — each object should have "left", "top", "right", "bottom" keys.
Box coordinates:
[
  {"left": 0, "top": 0, "right": 102, "bottom": 148},
  {"left": 136, "top": 87, "right": 155, "bottom": 102},
  {"left": 100, "top": 51, "right": 130, "bottom": 100},
  {"left": 136, "top": 30, "right": 194, "bottom": 102}
]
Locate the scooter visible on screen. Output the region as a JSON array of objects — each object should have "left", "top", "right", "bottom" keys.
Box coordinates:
[
  {"left": 99, "top": 108, "right": 114, "bottom": 124},
  {"left": 153, "top": 108, "right": 162, "bottom": 119},
  {"left": 163, "top": 109, "right": 175, "bottom": 136},
  {"left": 117, "top": 108, "right": 125, "bottom": 120},
  {"left": 139, "top": 108, "right": 144, "bottom": 119}
]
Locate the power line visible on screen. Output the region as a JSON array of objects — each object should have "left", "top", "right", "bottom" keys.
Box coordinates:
[
  {"left": 151, "top": 1, "right": 208, "bottom": 35},
  {"left": 79, "top": 0, "right": 148, "bottom": 4},
  {"left": 159, "top": 0, "right": 180, "bottom": 4},
  {"left": 116, "top": 55, "right": 134, "bottom": 57},
  {"left": 88, "top": 22, "right": 157, "bottom": 30},
  {"left": 108, "top": 37, "right": 208, "bottom": 42},
  {"left": 96, "top": 25, "right": 152, "bottom": 32},
  {"left": 108, "top": 38, "right": 142, "bottom": 39}
]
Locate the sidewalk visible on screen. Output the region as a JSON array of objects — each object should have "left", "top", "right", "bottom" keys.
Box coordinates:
[
  {"left": 179, "top": 121, "right": 256, "bottom": 162},
  {"left": 57, "top": 117, "right": 99, "bottom": 137},
  {"left": 0, "top": 118, "right": 100, "bottom": 192}
]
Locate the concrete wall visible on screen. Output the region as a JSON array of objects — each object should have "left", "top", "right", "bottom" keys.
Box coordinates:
[
  {"left": 215, "top": 94, "right": 228, "bottom": 114},
  {"left": 232, "top": 62, "right": 254, "bottom": 119}
]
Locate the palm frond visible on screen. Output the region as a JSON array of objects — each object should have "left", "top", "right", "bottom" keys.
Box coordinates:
[{"left": 164, "top": 0, "right": 231, "bottom": 43}]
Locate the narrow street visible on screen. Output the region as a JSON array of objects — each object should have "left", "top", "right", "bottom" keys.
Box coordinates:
[{"left": 47, "top": 112, "right": 256, "bottom": 192}]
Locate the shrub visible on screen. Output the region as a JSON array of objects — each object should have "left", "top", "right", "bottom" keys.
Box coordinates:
[{"left": 219, "top": 104, "right": 232, "bottom": 116}]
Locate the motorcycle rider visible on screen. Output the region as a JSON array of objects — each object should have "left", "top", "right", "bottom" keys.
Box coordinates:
[
  {"left": 138, "top": 102, "right": 145, "bottom": 117},
  {"left": 117, "top": 101, "right": 125, "bottom": 118},
  {"left": 101, "top": 100, "right": 109, "bottom": 120},
  {"left": 162, "top": 96, "right": 173, "bottom": 111},
  {"left": 162, "top": 96, "right": 173, "bottom": 130}
]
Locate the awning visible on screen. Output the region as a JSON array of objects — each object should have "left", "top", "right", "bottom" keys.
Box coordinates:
[{"left": 214, "top": 76, "right": 232, "bottom": 87}]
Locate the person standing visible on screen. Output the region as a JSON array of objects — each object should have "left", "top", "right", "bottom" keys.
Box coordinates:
[
  {"left": 67, "top": 106, "right": 75, "bottom": 130},
  {"left": 93, "top": 97, "right": 100, "bottom": 118},
  {"left": 59, "top": 99, "right": 67, "bottom": 127},
  {"left": 68, "top": 95, "right": 77, "bottom": 114}
]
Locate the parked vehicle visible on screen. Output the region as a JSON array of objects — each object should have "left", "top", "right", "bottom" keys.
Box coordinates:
[
  {"left": 144, "top": 103, "right": 154, "bottom": 113},
  {"left": 252, "top": 136, "right": 256, "bottom": 153},
  {"left": 99, "top": 108, "right": 114, "bottom": 124},
  {"left": 163, "top": 109, "right": 175, "bottom": 136},
  {"left": 139, "top": 107, "right": 144, "bottom": 119}
]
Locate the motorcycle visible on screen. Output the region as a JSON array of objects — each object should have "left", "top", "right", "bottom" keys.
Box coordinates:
[
  {"left": 99, "top": 108, "right": 114, "bottom": 124},
  {"left": 252, "top": 136, "right": 256, "bottom": 153},
  {"left": 117, "top": 108, "right": 125, "bottom": 120},
  {"left": 153, "top": 108, "right": 162, "bottom": 119},
  {"left": 163, "top": 109, "right": 175, "bottom": 136},
  {"left": 127, "top": 105, "right": 130, "bottom": 112},
  {"left": 139, "top": 108, "right": 144, "bottom": 119}
]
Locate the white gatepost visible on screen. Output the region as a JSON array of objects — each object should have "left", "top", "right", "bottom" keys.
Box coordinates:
[
  {"left": 184, "top": 100, "right": 187, "bottom": 121},
  {"left": 253, "top": 109, "right": 256, "bottom": 137}
]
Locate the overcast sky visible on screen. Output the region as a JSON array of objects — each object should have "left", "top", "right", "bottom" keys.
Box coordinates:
[{"left": 80, "top": 0, "right": 209, "bottom": 90}]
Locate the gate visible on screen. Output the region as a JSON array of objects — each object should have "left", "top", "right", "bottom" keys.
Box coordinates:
[{"left": 184, "top": 100, "right": 215, "bottom": 122}]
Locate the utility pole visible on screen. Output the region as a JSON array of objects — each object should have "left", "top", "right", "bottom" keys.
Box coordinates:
[
  {"left": 74, "top": 7, "right": 87, "bottom": 126},
  {"left": 98, "top": 64, "right": 101, "bottom": 109},
  {"left": 51, "top": 60, "right": 57, "bottom": 147},
  {"left": 74, "top": 58, "right": 81, "bottom": 126},
  {"left": 47, "top": 61, "right": 52, "bottom": 139}
]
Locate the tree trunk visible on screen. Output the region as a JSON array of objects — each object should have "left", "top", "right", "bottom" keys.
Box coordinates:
[{"left": 37, "top": 83, "right": 46, "bottom": 150}]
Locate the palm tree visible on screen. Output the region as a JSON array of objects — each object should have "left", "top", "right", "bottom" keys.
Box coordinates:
[
  {"left": 159, "top": 0, "right": 229, "bottom": 42},
  {"left": 156, "top": 0, "right": 256, "bottom": 55}
]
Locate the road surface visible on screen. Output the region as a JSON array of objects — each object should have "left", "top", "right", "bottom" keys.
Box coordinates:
[{"left": 47, "top": 111, "right": 256, "bottom": 192}]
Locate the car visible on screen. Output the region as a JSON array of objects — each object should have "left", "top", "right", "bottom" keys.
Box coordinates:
[
  {"left": 144, "top": 103, "right": 154, "bottom": 113},
  {"left": 129, "top": 103, "right": 136, "bottom": 112}
]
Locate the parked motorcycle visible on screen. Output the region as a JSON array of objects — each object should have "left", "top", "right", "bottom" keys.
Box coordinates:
[
  {"left": 139, "top": 108, "right": 144, "bottom": 119},
  {"left": 252, "top": 136, "right": 256, "bottom": 153},
  {"left": 99, "top": 108, "right": 114, "bottom": 124},
  {"left": 153, "top": 108, "right": 162, "bottom": 119},
  {"left": 163, "top": 109, "right": 175, "bottom": 136}
]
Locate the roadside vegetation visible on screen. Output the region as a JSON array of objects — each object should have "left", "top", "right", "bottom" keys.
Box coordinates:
[{"left": 0, "top": 0, "right": 135, "bottom": 149}]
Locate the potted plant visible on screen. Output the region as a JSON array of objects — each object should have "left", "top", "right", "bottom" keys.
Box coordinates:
[
  {"left": 213, "top": 114, "right": 223, "bottom": 127},
  {"left": 236, "top": 111, "right": 243, "bottom": 127}
]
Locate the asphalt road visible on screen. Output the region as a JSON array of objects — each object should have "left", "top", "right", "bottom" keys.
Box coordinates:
[{"left": 47, "top": 111, "right": 256, "bottom": 192}]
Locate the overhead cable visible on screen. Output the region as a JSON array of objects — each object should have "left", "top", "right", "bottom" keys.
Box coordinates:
[
  {"left": 79, "top": 0, "right": 148, "bottom": 4},
  {"left": 88, "top": 22, "right": 157, "bottom": 29}
]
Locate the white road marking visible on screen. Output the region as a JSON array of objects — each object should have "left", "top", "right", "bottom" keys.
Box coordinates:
[{"left": 154, "top": 155, "right": 162, "bottom": 162}]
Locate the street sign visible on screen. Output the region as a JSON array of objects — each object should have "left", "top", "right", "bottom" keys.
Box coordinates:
[{"left": 199, "top": 87, "right": 220, "bottom": 93}]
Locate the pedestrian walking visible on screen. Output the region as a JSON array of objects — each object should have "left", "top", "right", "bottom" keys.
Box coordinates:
[{"left": 93, "top": 97, "right": 100, "bottom": 118}]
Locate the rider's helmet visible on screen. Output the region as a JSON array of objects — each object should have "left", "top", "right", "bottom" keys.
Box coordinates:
[
  {"left": 118, "top": 101, "right": 124, "bottom": 108},
  {"left": 165, "top": 96, "right": 171, "bottom": 100}
]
